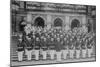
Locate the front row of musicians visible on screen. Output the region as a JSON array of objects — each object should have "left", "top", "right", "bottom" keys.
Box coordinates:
[{"left": 16, "top": 33, "right": 95, "bottom": 62}]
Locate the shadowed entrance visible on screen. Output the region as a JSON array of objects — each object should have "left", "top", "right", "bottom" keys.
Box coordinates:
[
  {"left": 54, "top": 18, "right": 63, "bottom": 27},
  {"left": 34, "top": 17, "right": 45, "bottom": 28},
  {"left": 71, "top": 19, "right": 80, "bottom": 29}
]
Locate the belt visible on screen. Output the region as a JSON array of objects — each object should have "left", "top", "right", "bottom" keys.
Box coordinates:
[
  {"left": 49, "top": 46, "right": 55, "bottom": 48},
  {"left": 82, "top": 48, "right": 86, "bottom": 49},
  {"left": 26, "top": 47, "right": 32, "bottom": 48},
  {"left": 41, "top": 47, "right": 47, "bottom": 49},
  {"left": 76, "top": 48, "right": 80, "bottom": 50},
  {"left": 18, "top": 47, "right": 23, "bottom": 49},
  {"left": 35, "top": 46, "right": 39, "bottom": 48},
  {"left": 17, "top": 49, "right": 24, "bottom": 51}
]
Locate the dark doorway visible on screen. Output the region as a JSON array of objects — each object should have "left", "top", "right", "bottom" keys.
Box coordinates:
[
  {"left": 71, "top": 19, "right": 80, "bottom": 29},
  {"left": 54, "top": 18, "right": 63, "bottom": 27},
  {"left": 34, "top": 17, "right": 45, "bottom": 28}
]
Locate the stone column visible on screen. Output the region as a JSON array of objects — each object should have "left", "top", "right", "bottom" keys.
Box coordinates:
[
  {"left": 27, "top": 13, "right": 32, "bottom": 23},
  {"left": 65, "top": 16, "right": 70, "bottom": 30},
  {"left": 47, "top": 14, "right": 52, "bottom": 28},
  {"left": 82, "top": 15, "right": 86, "bottom": 25}
]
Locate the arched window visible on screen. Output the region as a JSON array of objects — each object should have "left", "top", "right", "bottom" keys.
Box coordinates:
[
  {"left": 54, "top": 18, "right": 63, "bottom": 27},
  {"left": 34, "top": 17, "right": 45, "bottom": 28},
  {"left": 71, "top": 19, "right": 80, "bottom": 29}
]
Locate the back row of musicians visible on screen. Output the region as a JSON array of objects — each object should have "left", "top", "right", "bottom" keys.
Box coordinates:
[{"left": 16, "top": 24, "right": 96, "bottom": 62}]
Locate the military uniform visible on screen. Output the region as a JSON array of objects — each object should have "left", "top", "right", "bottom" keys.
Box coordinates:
[
  {"left": 49, "top": 37, "right": 56, "bottom": 60},
  {"left": 81, "top": 39, "right": 87, "bottom": 58},
  {"left": 75, "top": 39, "right": 81, "bottom": 59},
  {"left": 25, "top": 36, "right": 33, "bottom": 60},
  {"left": 34, "top": 37, "right": 40, "bottom": 60},
  {"left": 31, "top": 34, "right": 35, "bottom": 56},
  {"left": 55, "top": 38, "right": 62, "bottom": 61},
  {"left": 61, "top": 38, "right": 69, "bottom": 59},
  {"left": 17, "top": 38, "right": 24, "bottom": 61},
  {"left": 41, "top": 37, "right": 48, "bottom": 60},
  {"left": 68, "top": 38, "right": 75, "bottom": 59},
  {"left": 87, "top": 38, "right": 93, "bottom": 58}
]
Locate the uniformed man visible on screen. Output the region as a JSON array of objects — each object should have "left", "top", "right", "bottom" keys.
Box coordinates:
[
  {"left": 75, "top": 39, "right": 81, "bottom": 59},
  {"left": 81, "top": 39, "right": 87, "bottom": 58},
  {"left": 41, "top": 37, "right": 48, "bottom": 60},
  {"left": 46, "top": 34, "right": 50, "bottom": 58},
  {"left": 68, "top": 38, "right": 75, "bottom": 59},
  {"left": 49, "top": 38, "right": 56, "bottom": 60},
  {"left": 17, "top": 34, "right": 24, "bottom": 61},
  {"left": 31, "top": 34, "right": 35, "bottom": 56},
  {"left": 87, "top": 37, "right": 93, "bottom": 58},
  {"left": 25, "top": 36, "right": 33, "bottom": 61},
  {"left": 34, "top": 37, "right": 40, "bottom": 60},
  {"left": 61, "top": 37, "right": 69, "bottom": 59},
  {"left": 55, "top": 38, "right": 62, "bottom": 61}
]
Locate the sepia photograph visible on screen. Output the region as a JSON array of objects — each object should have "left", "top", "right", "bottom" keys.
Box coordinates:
[{"left": 10, "top": 0, "right": 96, "bottom": 66}]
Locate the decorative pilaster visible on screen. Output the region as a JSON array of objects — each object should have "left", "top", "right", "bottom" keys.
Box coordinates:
[
  {"left": 82, "top": 15, "right": 87, "bottom": 25},
  {"left": 27, "top": 13, "right": 32, "bottom": 23},
  {"left": 65, "top": 16, "right": 70, "bottom": 29},
  {"left": 47, "top": 14, "right": 52, "bottom": 26}
]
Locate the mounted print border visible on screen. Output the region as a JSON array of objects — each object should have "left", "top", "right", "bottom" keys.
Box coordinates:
[{"left": 10, "top": 0, "right": 96, "bottom": 66}]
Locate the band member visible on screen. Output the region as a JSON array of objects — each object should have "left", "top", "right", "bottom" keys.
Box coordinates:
[
  {"left": 87, "top": 37, "right": 94, "bottom": 58},
  {"left": 25, "top": 36, "right": 33, "bottom": 61},
  {"left": 68, "top": 38, "right": 75, "bottom": 59},
  {"left": 42, "top": 37, "right": 48, "bottom": 60},
  {"left": 31, "top": 34, "right": 35, "bottom": 56},
  {"left": 49, "top": 38, "right": 56, "bottom": 60},
  {"left": 55, "top": 38, "right": 62, "bottom": 61},
  {"left": 34, "top": 37, "right": 40, "bottom": 60},
  {"left": 17, "top": 34, "right": 24, "bottom": 61},
  {"left": 75, "top": 39, "right": 81, "bottom": 59},
  {"left": 81, "top": 39, "right": 87, "bottom": 58},
  {"left": 61, "top": 38, "right": 69, "bottom": 59},
  {"left": 46, "top": 34, "right": 50, "bottom": 56}
]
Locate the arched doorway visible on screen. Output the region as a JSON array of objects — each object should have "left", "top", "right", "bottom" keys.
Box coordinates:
[
  {"left": 34, "top": 17, "right": 45, "bottom": 28},
  {"left": 71, "top": 19, "right": 80, "bottom": 29},
  {"left": 54, "top": 18, "right": 63, "bottom": 27}
]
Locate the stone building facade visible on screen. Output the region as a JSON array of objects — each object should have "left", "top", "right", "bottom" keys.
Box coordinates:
[{"left": 11, "top": 0, "right": 96, "bottom": 33}]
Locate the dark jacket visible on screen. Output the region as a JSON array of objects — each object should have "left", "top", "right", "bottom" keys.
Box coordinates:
[
  {"left": 62, "top": 39, "right": 68, "bottom": 49},
  {"left": 75, "top": 41, "right": 81, "bottom": 50},
  {"left": 48, "top": 38, "right": 55, "bottom": 50},
  {"left": 40, "top": 38, "right": 47, "bottom": 50},
  {"left": 55, "top": 40, "right": 63, "bottom": 51},
  {"left": 68, "top": 39, "right": 74, "bottom": 50},
  {"left": 81, "top": 40, "right": 86, "bottom": 49},
  {"left": 87, "top": 40, "right": 92, "bottom": 49},
  {"left": 17, "top": 41, "right": 25, "bottom": 52},
  {"left": 25, "top": 38, "right": 33, "bottom": 50},
  {"left": 35, "top": 39, "right": 41, "bottom": 49}
]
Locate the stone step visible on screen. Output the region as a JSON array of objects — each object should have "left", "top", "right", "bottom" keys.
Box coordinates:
[{"left": 11, "top": 54, "right": 96, "bottom": 62}]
